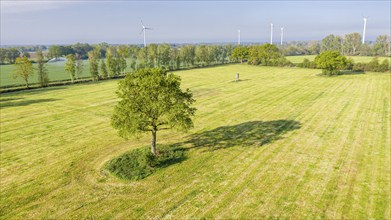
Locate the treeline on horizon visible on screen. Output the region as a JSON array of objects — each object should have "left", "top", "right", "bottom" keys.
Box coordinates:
[
  {"left": 1, "top": 33, "right": 390, "bottom": 65},
  {"left": 3, "top": 33, "right": 390, "bottom": 91}
]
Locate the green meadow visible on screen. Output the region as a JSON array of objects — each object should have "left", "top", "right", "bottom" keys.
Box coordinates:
[
  {"left": 0, "top": 64, "right": 390, "bottom": 219},
  {"left": 286, "top": 55, "right": 390, "bottom": 64},
  {"left": 0, "top": 59, "right": 135, "bottom": 87}
]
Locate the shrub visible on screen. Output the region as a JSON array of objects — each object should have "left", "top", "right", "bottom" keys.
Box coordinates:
[
  {"left": 352, "top": 62, "right": 366, "bottom": 72},
  {"left": 379, "top": 59, "right": 390, "bottom": 72},
  {"left": 105, "top": 145, "right": 185, "bottom": 180},
  {"left": 297, "top": 58, "right": 316, "bottom": 69}
]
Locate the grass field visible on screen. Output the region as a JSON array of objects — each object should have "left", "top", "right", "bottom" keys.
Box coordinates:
[
  {"left": 286, "top": 55, "right": 390, "bottom": 64},
  {"left": 0, "top": 59, "right": 135, "bottom": 87},
  {"left": 2, "top": 55, "right": 389, "bottom": 88},
  {"left": 0, "top": 60, "right": 90, "bottom": 87},
  {"left": 0, "top": 64, "right": 390, "bottom": 219}
]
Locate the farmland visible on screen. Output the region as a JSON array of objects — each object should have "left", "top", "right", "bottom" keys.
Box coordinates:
[
  {"left": 286, "top": 55, "right": 390, "bottom": 64},
  {"left": 0, "top": 59, "right": 135, "bottom": 88},
  {"left": 1, "top": 64, "right": 390, "bottom": 219}
]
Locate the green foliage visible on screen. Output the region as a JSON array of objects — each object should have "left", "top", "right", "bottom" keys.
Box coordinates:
[
  {"left": 315, "top": 51, "right": 348, "bottom": 76},
  {"left": 231, "top": 46, "right": 249, "bottom": 64},
  {"left": 321, "top": 34, "right": 343, "bottom": 52},
  {"left": 105, "top": 145, "right": 185, "bottom": 180},
  {"left": 75, "top": 57, "right": 83, "bottom": 80},
  {"left": 196, "top": 45, "right": 213, "bottom": 66},
  {"left": 36, "top": 50, "right": 49, "bottom": 87},
  {"left": 13, "top": 57, "right": 34, "bottom": 88},
  {"left": 343, "top": 33, "right": 361, "bottom": 55},
  {"left": 353, "top": 57, "right": 391, "bottom": 72},
  {"left": 100, "top": 59, "right": 108, "bottom": 79},
  {"left": 374, "top": 35, "right": 390, "bottom": 56},
  {"left": 88, "top": 48, "right": 100, "bottom": 80},
  {"left": 180, "top": 45, "right": 196, "bottom": 67},
  {"left": 65, "top": 54, "right": 76, "bottom": 83},
  {"left": 6, "top": 48, "right": 21, "bottom": 64},
  {"left": 297, "top": 58, "right": 316, "bottom": 68},
  {"left": 111, "top": 68, "right": 196, "bottom": 154},
  {"left": 248, "top": 44, "right": 282, "bottom": 66}
]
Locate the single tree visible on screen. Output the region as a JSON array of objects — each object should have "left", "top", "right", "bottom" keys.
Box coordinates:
[
  {"left": 13, "top": 57, "right": 34, "bottom": 88},
  {"left": 315, "top": 50, "right": 348, "bottom": 76},
  {"left": 48, "top": 45, "right": 61, "bottom": 59},
  {"left": 75, "top": 54, "right": 84, "bottom": 80},
  {"left": 106, "top": 48, "right": 117, "bottom": 77},
  {"left": 65, "top": 54, "right": 76, "bottom": 83},
  {"left": 321, "top": 34, "right": 343, "bottom": 53},
  {"left": 344, "top": 33, "right": 361, "bottom": 55},
  {"left": 374, "top": 35, "right": 390, "bottom": 56},
  {"left": 88, "top": 49, "right": 100, "bottom": 80},
  {"left": 111, "top": 68, "right": 196, "bottom": 155},
  {"left": 6, "top": 48, "right": 21, "bottom": 64},
  {"left": 36, "top": 50, "right": 49, "bottom": 87},
  {"left": 100, "top": 59, "right": 108, "bottom": 79}
]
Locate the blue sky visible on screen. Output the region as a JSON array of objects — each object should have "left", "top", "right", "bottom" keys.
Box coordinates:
[{"left": 1, "top": 0, "right": 390, "bottom": 45}]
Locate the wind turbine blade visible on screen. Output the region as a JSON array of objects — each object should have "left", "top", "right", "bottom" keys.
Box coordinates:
[
  {"left": 145, "top": 28, "right": 152, "bottom": 30},
  {"left": 140, "top": 29, "right": 144, "bottom": 34},
  {"left": 140, "top": 19, "right": 144, "bottom": 26}
]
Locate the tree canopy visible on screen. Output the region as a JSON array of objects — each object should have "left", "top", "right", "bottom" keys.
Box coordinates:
[
  {"left": 248, "top": 44, "right": 281, "bottom": 66},
  {"left": 13, "top": 57, "right": 34, "bottom": 88},
  {"left": 231, "top": 46, "right": 249, "bottom": 64},
  {"left": 111, "top": 68, "right": 196, "bottom": 155},
  {"left": 315, "top": 50, "right": 349, "bottom": 76}
]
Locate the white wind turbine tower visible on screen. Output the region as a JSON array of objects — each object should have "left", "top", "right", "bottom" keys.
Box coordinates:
[
  {"left": 362, "top": 17, "right": 367, "bottom": 44},
  {"left": 270, "top": 23, "right": 274, "bottom": 44},
  {"left": 238, "top": 30, "right": 241, "bottom": 45},
  {"left": 280, "top": 27, "right": 284, "bottom": 46},
  {"left": 140, "top": 19, "right": 152, "bottom": 47}
]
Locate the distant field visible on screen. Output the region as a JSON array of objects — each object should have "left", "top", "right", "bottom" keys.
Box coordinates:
[
  {"left": 0, "top": 60, "right": 91, "bottom": 87},
  {"left": 1, "top": 64, "right": 389, "bottom": 219},
  {"left": 0, "top": 59, "right": 135, "bottom": 87},
  {"left": 286, "top": 55, "right": 390, "bottom": 64}
]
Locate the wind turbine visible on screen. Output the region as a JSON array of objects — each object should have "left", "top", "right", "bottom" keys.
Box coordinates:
[
  {"left": 362, "top": 17, "right": 367, "bottom": 44},
  {"left": 238, "top": 30, "right": 241, "bottom": 45},
  {"left": 140, "top": 19, "right": 152, "bottom": 47},
  {"left": 270, "top": 23, "right": 274, "bottom": 44},
  {"left": 280, "top": 27, "right": 284, "bottom": 46}
]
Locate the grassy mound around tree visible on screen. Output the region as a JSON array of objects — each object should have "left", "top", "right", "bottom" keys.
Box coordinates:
[{"left": 105, "top": 145, "right": 186, "bottom": 180}]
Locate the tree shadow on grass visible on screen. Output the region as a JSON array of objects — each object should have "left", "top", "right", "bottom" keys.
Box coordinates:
[
  {"left": 0, "top": 98, "right": 59, "bottom": 109},
  {"left": 186, "top": 120, "right": 301, "bottom": 151},
  {"left": 0, "top": 97, "right": 23, "bottom": 102},
  {"left": 338, "top": 70, "right": 365, "bottom": 75}
]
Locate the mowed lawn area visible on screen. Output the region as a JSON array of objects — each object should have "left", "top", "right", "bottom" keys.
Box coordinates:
[
  {"left": 0, "top": 64, "right": 390, "bottom": 219},
  {"left": 286, "top": 55, "right": 390, "bottom": 64},
  {"left": 0, "top": 59, "right": 135, "bottom": 87}
]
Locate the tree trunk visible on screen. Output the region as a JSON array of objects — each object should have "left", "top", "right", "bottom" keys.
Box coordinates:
[
  {"left": 25, "top": 79, "right": 29, "bottom": 89},
  {"left": 151, "top": 129, "right": 157, "bottom": 155}
]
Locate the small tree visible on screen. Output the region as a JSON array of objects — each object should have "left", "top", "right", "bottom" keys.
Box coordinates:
[
  {"left": 111, "top": 68, "right": 196, "bottom": 155},
  {"left": 100, "top": 59, "right": 108, "bottom": 79},
  {"left": 65, "top": 54, "right": 76, "bottom": 83},
  {"left": 75, "top": 55, "right": 84, "bottom": 80},
  {"left": 88, "top": 49, "right": 100, "bottom": 80},
  {"left": 13, "top": 57, "right": 34, "bottom": 88},
  {"left": 315, "top": 50, "right": 348, "bottom": 76},
  {"left": 36, "top": 50, "right": 49, "bottom": 87}
]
